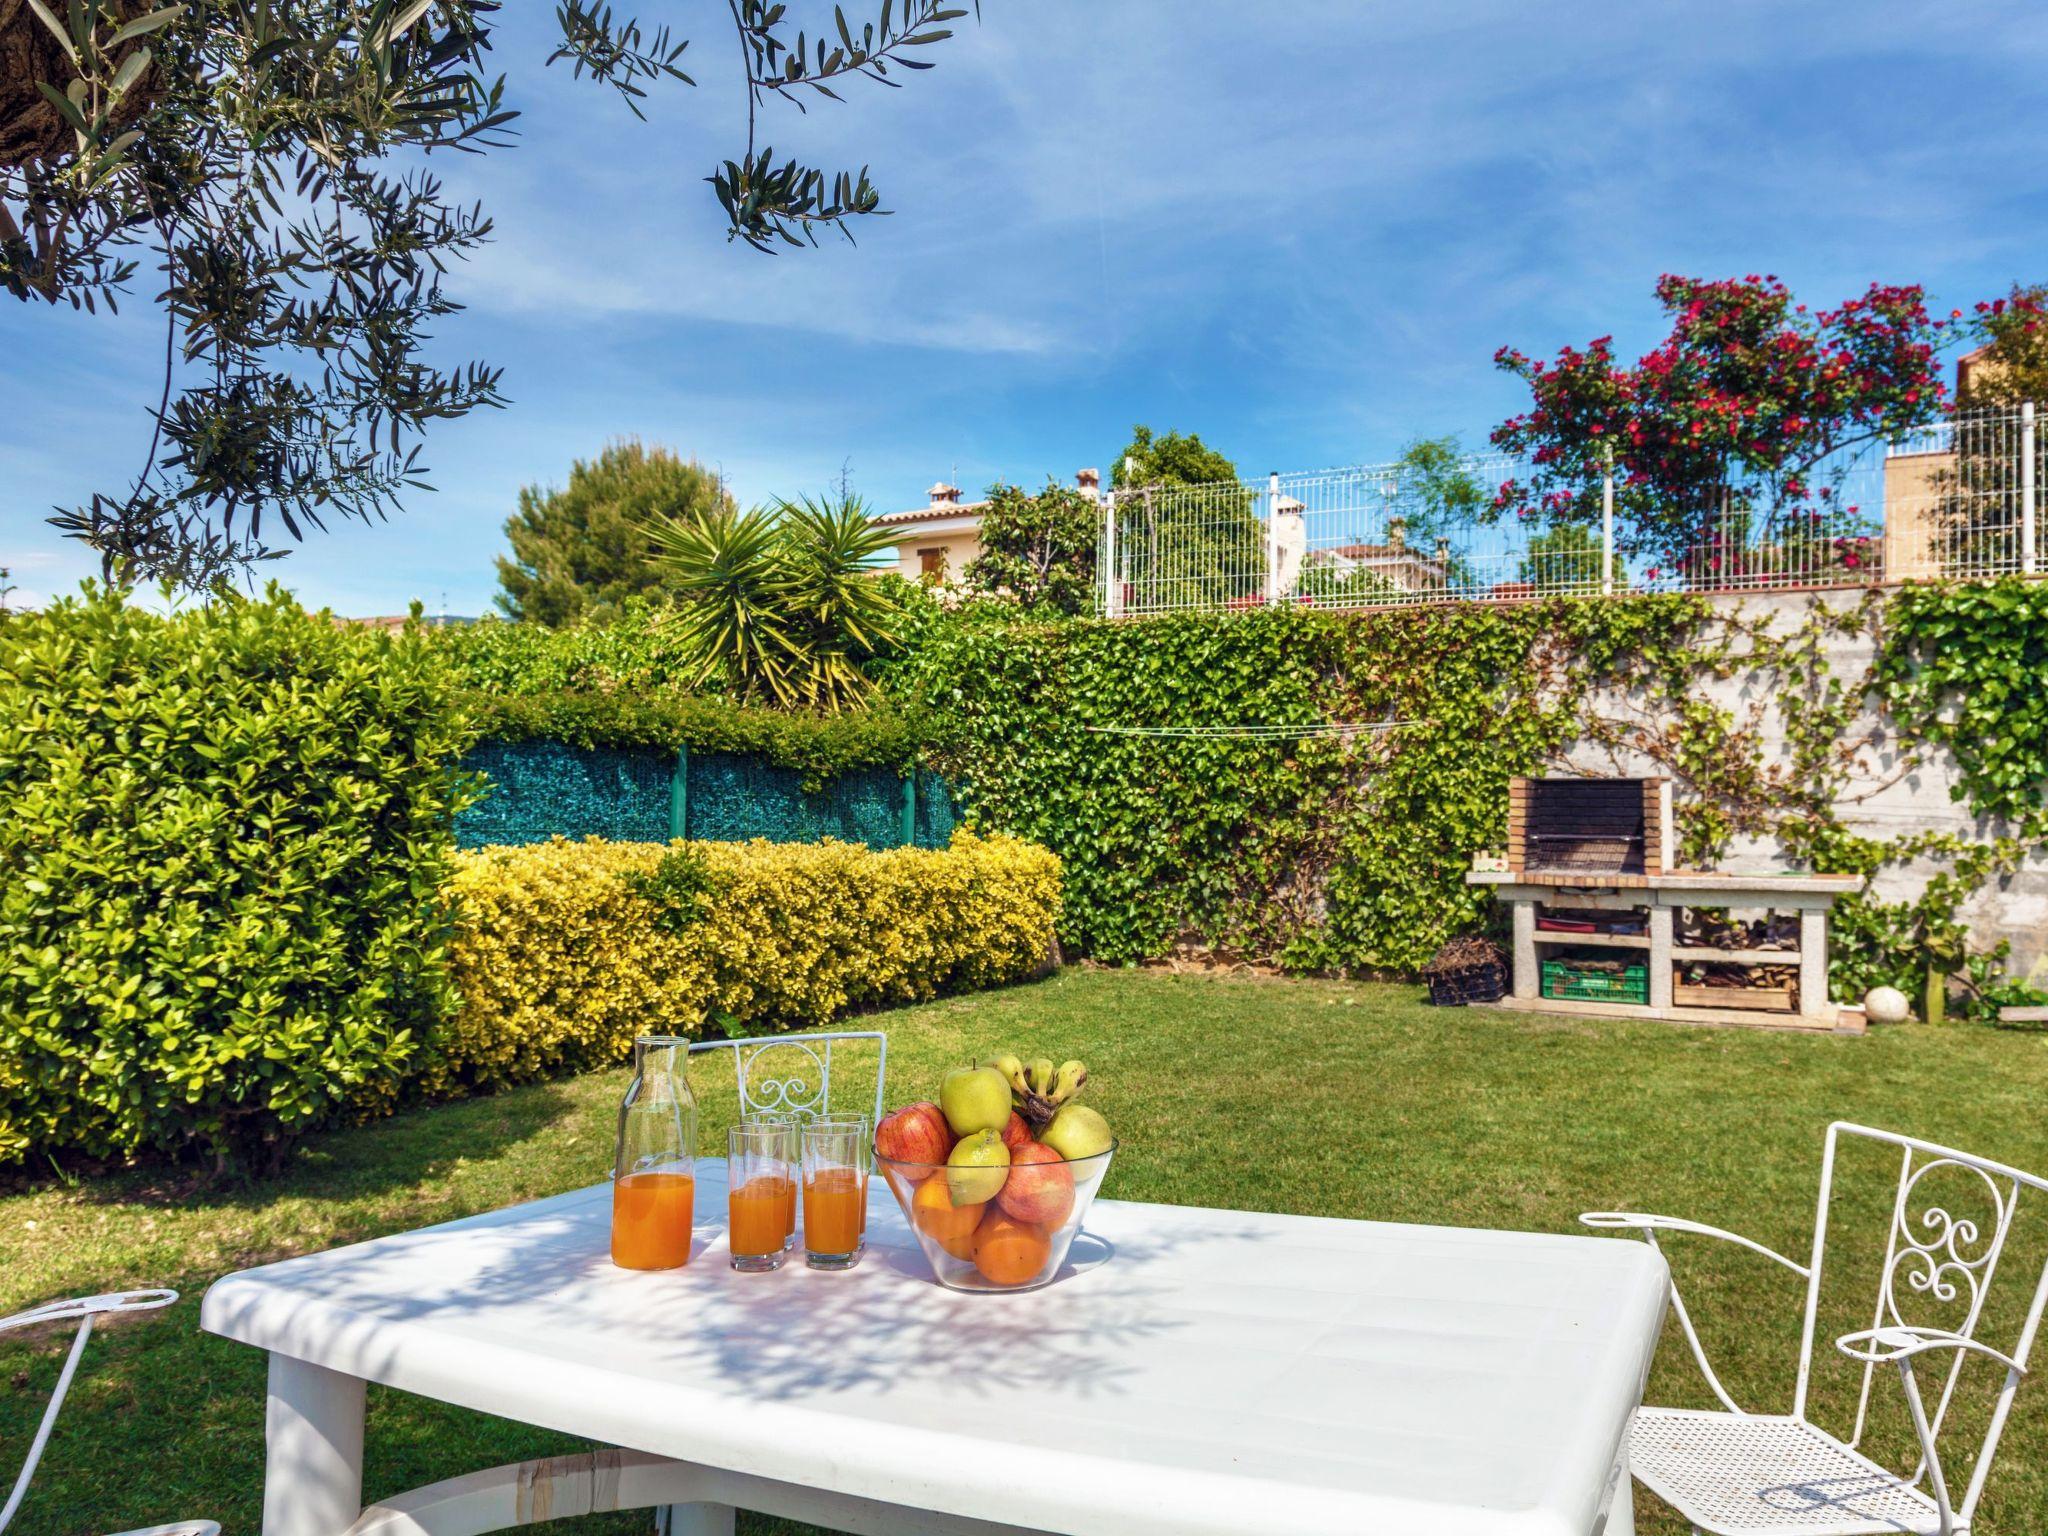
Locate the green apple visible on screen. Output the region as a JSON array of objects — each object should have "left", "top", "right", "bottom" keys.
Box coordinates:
[
  {"left": 946, "top": 1128, "right": 1011, "bottom": 1206},
  {"left": 1040, "top": 1102, "right": 1113, "bottom": 1162},
  {"left": 939, "top": 1064, "right": 1012, "bottom": 1136}
]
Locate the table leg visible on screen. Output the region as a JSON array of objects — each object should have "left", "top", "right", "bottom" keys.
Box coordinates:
[
  {"left": 657, "top": 1503, "right": 736, "bottom": 1536},
  {"left": 264, "top": 1354, "right": 365, "bottom": 1536}
]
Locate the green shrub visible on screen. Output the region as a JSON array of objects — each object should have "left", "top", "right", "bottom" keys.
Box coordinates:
[
  {"left": 430, "top": 597, "right": 697, "bottom": 694},
  {"left": 0, "top": 585, "right": 477, "bottom": 1173},
  {"left": 433, "top": 832, "right": 1061, "bottom": 1093}
]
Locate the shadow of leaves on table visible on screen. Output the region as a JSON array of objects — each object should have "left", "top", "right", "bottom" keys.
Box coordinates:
[{"left": 206, "top": 1177, "right": 1279, "bottom": 1416}]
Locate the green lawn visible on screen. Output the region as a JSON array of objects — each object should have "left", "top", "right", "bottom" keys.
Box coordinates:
[{"left": 5, "top": 968, "right": 2048, "bottom": 1536}]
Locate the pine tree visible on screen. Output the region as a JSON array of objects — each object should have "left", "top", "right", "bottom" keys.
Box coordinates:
[{"left": 496, "top": 442, "right": 734, "bottom": 627}]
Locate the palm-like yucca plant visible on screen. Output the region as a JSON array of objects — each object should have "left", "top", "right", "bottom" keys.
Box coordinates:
[
  {"left": 777, "top": 494, "right": 904, "bottom": 710},
  {"left": 642, "top": 493, "right": 902, "bottom": 712},
  {"left": 643, "top": 505, "right": 803, "bottom": 705}
]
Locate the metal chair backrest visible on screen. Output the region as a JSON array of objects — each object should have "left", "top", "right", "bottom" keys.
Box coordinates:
[
  {"left": 1793, "top": 1123, "right": 2048, "bottom": 1526},
  {"left": 686, "top": 1029, "right": 887, "bottom": 1125},
  {"left": 1, "top": 1290, "right": 179, "bottom": 1535}
]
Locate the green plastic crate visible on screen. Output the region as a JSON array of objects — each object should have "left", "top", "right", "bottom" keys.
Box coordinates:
[{"left": 1541, "top": 958, "right": 1650, "bottom": 1005}]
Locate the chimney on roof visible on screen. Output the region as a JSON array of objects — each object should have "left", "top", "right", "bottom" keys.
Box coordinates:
[
  {"left": 1388, "top": 516, "right": 1408, "bottom": 554},
  {"left": 1075, "top": 466, "right": 1101, "bottom": 502},
  {"left": 928, "top": 481, "right": 961, "bottom": 507}
]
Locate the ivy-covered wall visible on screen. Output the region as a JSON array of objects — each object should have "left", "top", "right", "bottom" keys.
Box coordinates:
[
  {"left": 898, "top": 583, "right": 2048, "bottom": 1013},
  {"left": 898, "top": 599, "right": 1704, "bottom": 972}
]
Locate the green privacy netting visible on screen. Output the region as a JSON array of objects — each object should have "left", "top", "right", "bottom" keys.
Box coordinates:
[{"left": 456, "top": 741, "right": 959, "bottom": 851}]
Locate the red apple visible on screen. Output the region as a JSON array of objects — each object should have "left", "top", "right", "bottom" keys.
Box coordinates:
[
  {"left": 997, "top": 1141, "right": 1075, "bottom": 1226},
  {"left": 876, "top": 1102, "right": 954, "bottom": 1175},
  {"left": 1000, "top": 1111, "right": 1032, "bottom": 1151}
]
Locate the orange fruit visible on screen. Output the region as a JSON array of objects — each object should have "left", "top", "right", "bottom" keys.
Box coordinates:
[
  {"left": 913, "top": 1172, "right": 986, "bottom": 1260},
  {"left": 972, "top": 1212, "right": 1053, "bottom": 1287}
]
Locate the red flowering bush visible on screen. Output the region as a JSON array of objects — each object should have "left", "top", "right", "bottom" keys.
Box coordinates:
[
  {"left": 1959, "top": 287, "right": 2048, "bottom": 407},
  {"left": 1490, "top": 274, "right": 1949, "bottom": 570}
]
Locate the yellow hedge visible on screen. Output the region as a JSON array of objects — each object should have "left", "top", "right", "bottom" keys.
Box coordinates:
[{"left": 433, "top": 831, "right": 1061, "bottom": 1093}]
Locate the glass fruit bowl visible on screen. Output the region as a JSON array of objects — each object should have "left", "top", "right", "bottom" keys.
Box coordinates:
[{"left": 876, "top": 1141, "right": 1115, "bottom": 1293}]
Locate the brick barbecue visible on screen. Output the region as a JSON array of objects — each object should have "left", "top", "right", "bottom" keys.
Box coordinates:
[
  {"left": 1508, "top": 776, "right": 1671, "bottom": 877},
  {"left": 1474, "top": 774, "right": 1863, "bottom": 1031}
]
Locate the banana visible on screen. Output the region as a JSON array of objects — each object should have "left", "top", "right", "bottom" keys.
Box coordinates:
[
  {"left": 1049, "top": 1060, "right": 1088, "bottom": 1106},
  {"left": 1027, "top": 1058, "right": 1056, "bottom": 1097},
  {"left": 985, "top": 1053, "right": 1030, "bottom": 1100}
]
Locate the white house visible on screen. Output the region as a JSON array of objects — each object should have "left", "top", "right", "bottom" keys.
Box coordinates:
[{"left": 871, "top": 468, "right": 1102, "bottom": 586}]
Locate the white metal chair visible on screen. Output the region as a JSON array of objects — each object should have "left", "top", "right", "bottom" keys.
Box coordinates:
[
  {"left": 1582, "top": 1122, "right": 2048, "bottom": 1536},
  {"left": 686, "top": 1028, "right": 887, "bottom": 1126},
  {"left": 2, "top": 1288, "right": 217, "bottom": 1536}
]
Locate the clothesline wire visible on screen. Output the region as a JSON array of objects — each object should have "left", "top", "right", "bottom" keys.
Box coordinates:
[{"left": 1082, "top": 721, "right": 1416, "bottom": 739}]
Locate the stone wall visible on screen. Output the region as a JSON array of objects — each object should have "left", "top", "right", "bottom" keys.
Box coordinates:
[{"left": 1558, "top": 587, "right": 2048, "bottom": 986}]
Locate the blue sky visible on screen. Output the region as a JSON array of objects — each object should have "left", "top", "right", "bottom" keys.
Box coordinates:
[{"left": 4, "top": 0, "right": 2046, "bottom": 615}]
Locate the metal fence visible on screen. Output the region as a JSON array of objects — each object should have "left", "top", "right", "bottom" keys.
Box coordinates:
[{"left": 1097, "top": 406, "right": 2045, "bottom": 616}]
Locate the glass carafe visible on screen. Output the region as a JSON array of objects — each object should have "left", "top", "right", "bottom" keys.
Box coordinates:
[{"left": 610, "top": 1036, "right": 698, "bottom": 1269}]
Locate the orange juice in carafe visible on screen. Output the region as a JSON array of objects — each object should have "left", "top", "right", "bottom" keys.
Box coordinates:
[
  {"left": 612, "top": 1170, "right": 695, "bottom": 1269},
  {"left": 610, "top": 1037, "right": 697, "bottom": 1270}
]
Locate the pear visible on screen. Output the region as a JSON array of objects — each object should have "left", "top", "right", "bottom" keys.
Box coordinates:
[
  {"left": 946, "top": 1129, "right": 1012, "bottom": 1206},
  {"left": 940, "top": 1065, "right": 1013, "bottom": 1137},
  {"left": 1040, "top": 1102, "right": 1113, "bottom": 1162}
]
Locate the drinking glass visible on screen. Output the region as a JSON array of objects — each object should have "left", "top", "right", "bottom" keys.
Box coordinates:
[
  {"left": 727, "top": 1124, "right": 795, "bottom": 1272},
  {"left": 801, "top": 1119, "right": 871, "bottom": 1270},
  {"left": 741, "top": 1113, "right": 801, "bottom": 1250},
  {"left": 810, "top": 1113, "right": 870, "bottom": 1252},
  {"left": 611, "top": 1036, "right": 698, "bottom": 1270}
]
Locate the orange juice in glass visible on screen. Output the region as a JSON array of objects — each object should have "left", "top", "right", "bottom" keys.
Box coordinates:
[
  {"left": 741, "top": 1113, "right": 801, "bottom": 1251},
  {"left": 727, "top": 1123, "right": 795, "bottom": 1272},
  {"left": 801, "top": 1119, "right": 871, "bottom": 1270},
  {"left": 777, "top": 1169, "right": 798, "bottom": 1248}
]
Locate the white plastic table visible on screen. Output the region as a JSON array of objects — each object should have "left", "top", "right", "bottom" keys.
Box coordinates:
[{"left": 201, "top": 1160, "right": 1667, "bottom": 1536}]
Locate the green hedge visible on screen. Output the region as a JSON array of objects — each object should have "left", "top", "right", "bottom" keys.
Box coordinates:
[
  {"left": 427, "top": 599, "right": 695, "bottom": 694},
  {"left": 895, "top": 599, "right": 1706, "bottom": 972},
  {"left": 436, "top": 833, "right": 1060, "bottom": 1092},
  {"left": 465, "top": 689, "right": 931, "bottom": 786},
  {"left": 429, "top": 597, "right": 934, "bottom": 787},
  {"left": 0, "top": 586, "right": 476, "bottom": 1173}
]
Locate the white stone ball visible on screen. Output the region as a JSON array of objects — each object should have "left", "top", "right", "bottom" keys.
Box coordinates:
[{"left": 1863, "top": 985, "right": 1911, "bottom": 1026}]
